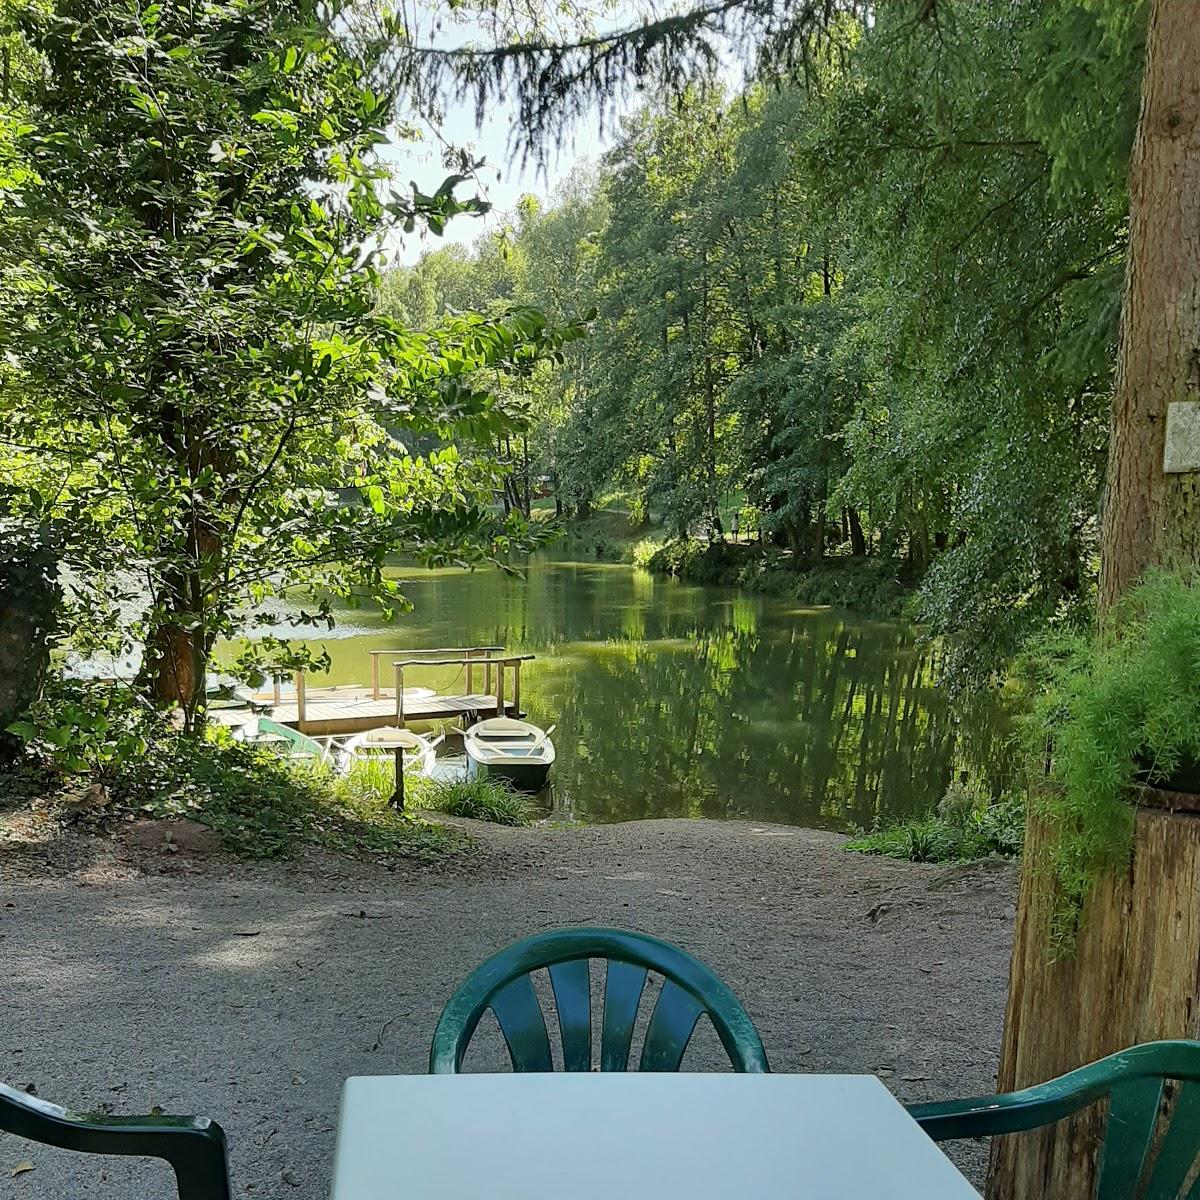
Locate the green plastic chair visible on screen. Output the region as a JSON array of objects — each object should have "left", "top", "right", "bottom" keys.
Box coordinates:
[
  {"left": 908, "top": 1040, "right": 1200, "bottom": 1199},
  {"left": 429, "top": 927, "right": 770, "bottom": 1074},
  {"left": 0, "top": 1081, "right": 231, "bottom": 1200}
]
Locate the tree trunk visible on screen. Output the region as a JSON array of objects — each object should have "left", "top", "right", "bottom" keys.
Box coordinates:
[
  {"left": 701, "top": 267, "right": 720, "bottom": 535},
  {"left": 521, "top": 434, "right": 532, "bottom": 518},
  {"left": 1097, "top": 0, "right": 1200, "bottom": 613},
  {"left": 848, "top": 507, "right": 867, "bottom": 557},
  {"left": 991, "top": 801, "right": 1200, "bottom": 1200},
  {"left": 991, "top": 4, "right": 1200, "bottom": 1196},
  {"left": 0, "top": 533, "right": 60, "bottom": 762},
  {"left": 143, "top": 586, "right": 203, "bottom": 725}
]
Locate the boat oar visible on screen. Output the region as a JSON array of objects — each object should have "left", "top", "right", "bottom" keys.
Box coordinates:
[{"left": 529, "top": 724, "right": 556, "bottom": 754}]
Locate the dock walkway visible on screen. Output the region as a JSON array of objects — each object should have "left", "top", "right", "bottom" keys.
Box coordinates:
[
  {"left": 213, "top": 647, "right": 533, "bottom": 738},
  {"left": 249, "top": 688, "right": 516, "bottom": 737}
]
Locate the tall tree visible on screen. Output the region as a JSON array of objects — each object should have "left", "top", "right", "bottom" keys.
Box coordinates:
[
  {"left": 991, "top": 2, "right": 1200, "bottom": 1196},
  {"left": 0, "top": 0, "right": 578, "bottom": 731},
  {"left": 1097, "top": 0, "right": 1200, "bottom": 611}
]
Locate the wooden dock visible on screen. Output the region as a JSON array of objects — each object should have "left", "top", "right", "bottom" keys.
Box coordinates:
[
  {"left": 248, "top": 688, "right": 517, "bottom": 737},
  {"left": 233, "top": 647, "right": 535, "bottom": 737}
]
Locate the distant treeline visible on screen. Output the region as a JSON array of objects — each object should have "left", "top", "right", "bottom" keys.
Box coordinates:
[{"left": 381, "top": 5, "right": 1141, "bottom": 674}]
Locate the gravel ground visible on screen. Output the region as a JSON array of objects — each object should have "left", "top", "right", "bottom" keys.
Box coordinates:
[{"left": 0, "top": 818, "right": 1016, "bottom": 1197}]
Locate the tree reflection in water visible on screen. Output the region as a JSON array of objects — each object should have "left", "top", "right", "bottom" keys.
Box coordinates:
[{"left": 281, "top": 553, "right": 1013, "bottom": 830}]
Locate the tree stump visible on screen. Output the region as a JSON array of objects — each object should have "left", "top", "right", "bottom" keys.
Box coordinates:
[{"left": 988, "top": 791, "right": 1200, "bottom": 1199}]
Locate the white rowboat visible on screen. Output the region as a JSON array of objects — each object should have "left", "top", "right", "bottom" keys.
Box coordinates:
[{"left": 463, "top": 718, "right": 555, "bottom": 791}]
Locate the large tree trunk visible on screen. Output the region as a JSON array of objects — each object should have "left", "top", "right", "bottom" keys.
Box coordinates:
[
  {"left": 990, "top": 801, "right": 1200, "bottom": 1199},
  {"left": 1097, "top": 0, "right": 1200, "bottom": 614},
  {"left": 991, "top": 4, "right": 1200, "bottom": 1197},
  {"left": 0, "top": 532, "right": 60, "bottom": 762}
]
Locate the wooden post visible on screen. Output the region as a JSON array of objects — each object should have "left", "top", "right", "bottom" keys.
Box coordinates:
[
  {"left": 484, "top": 657, "right": 493, "bottom": 696},
  {"left": 272, "top": 675, "right": 281, "bottom": 706},
  {"left": 512, "top": 658, "right": 521, "bottom": 716},
  {"left": 294, "top": 671, "right": 307, "bottom": 731},
  {"left": 390, "top": 746, "right": 405, "bottom": 810},
  {"left": 394, "top": 664, "right": 405, "bottom": 726},
  {"left": 495, "top": 660, "right": 505, "bottom": 717},
  {"left": 466, "top": 648, "right": 475, "bottom": 695},
  {"left": 371, "top": 653, "right": 380, "bottom": 700},
  {"left": 989, "top": 796, "right": 1200, "bottom": 1198}
]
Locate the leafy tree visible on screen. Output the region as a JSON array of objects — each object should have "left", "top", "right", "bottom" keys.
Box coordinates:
[
  {"left": 381, "top": 170, "right": 608, "bottom": 520},
  {"left": 0, "top": 0, "right": 581, "bottom": 731},
  {"left": 372, "top": 3, "right": 1142, "bottom": 684}
]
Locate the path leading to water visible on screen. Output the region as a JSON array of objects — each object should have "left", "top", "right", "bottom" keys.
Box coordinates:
[{"left": 1, "top": 820, "right": 1015, "bottom": 1197}]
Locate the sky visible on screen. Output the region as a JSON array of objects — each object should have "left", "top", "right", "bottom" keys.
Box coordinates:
[
  {"left": 381, "top": 96, "right": 610, "bottom": 265},
  {"left": 377, "top": 3, "right": 631, "bottom": 266},
  {"left": 374, "top": 2, "right": 746, "bottom": 266}
]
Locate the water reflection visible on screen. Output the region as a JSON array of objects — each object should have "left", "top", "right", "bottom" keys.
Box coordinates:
[{"left": 257, "top": 555, "right": 1012, "bottom": 831}]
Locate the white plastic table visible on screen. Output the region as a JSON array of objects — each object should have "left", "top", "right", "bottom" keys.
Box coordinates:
[{"left": 330, "top": 1073, "right": 981, "bottom": 1199}]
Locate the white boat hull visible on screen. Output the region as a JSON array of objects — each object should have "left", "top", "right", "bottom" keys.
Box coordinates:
[{"left": 463, "top": 718, "right": 555, "bottom": 792}]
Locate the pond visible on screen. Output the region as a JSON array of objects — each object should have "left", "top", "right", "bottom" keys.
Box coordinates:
[{"left": 260, "top": 554, "right": 1012, "bottom": 831}]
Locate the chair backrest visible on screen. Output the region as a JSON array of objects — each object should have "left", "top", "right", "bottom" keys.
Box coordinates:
[
  {"left": 429, "top": 926, "right": 769, "bottom": 1074},
  {"left": 911, "top": 1040, "right": 1200, "bottom": 1200},
  {"left": 0, "top": 1082, "right": 232, "bottom": 1200}
]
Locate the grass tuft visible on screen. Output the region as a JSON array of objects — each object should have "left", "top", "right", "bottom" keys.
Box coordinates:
[
  {"left": 414, "top": 775, "right": 532, "bottom": 826},
  {"left": 846, "top": 782, "right": 1024, "bottom": 864}
]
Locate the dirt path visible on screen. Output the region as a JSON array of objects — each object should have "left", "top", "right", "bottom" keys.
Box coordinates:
[{"left": 0, "top": 819, "right": 1015, "bottom": 1197}]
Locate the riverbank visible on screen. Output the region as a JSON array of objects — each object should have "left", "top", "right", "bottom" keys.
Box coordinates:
[
  {"left": 1, "top": 817, "right": 1015, "bottom": 1197},
  {"left": 539, "top": 507, "right": 921, "bottom": 621},
  {"left": 634, "top": 538, "right": 917, "bottom": 617}
]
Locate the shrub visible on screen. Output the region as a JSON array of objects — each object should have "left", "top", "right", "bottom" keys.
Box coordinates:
[
  {"left": 632, "top": 536, "right": 666, "bottom": 569},
  {"left": 5, "top": 677, "right": 464, "bottom": 861},
  {"left": 636, "top": 537, "right": 913, "bottom": 616},
  {"left": 1024, "top": 570, "right": 1200, "bottom": 950},
  {"left": 847, "top": 780, "right": 1025, "bottom": 863},
  {"left": 414, "top": 776, "right": 532, "bottom": 826}
]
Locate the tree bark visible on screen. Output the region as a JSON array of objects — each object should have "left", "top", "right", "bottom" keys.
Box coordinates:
[
  {"left": 991, "top": 801, "right": 1200, "bottom": 1199},
  {"left": 992, "top": 4, "right": 1200, "bottom": 1196},
  {"left": 1097, "top": 0, "right": 1200, "bottom": 613},
  {"left": 0, "top": 533, "right": 59, "bottom": 761},
  {"left": 848, "top": 507, "right": 867, "bottom": 557}
]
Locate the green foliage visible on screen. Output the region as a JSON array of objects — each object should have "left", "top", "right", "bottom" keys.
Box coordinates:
[
  {"left": 124, "top": 734, "right": 465, "bottom": 861},
  {"left": 379, "top": 166, "right": 608, "bottom": 522},
  {"left": 637, "top": 539, "right": 748, "bottom": 585},
  {"left": 1026, "top": 571, "right": 1200, "bottom": 951},
  {"left": 6, "top": 678, "right": 464, "bottom": 860},
  {"left": 7, "top": 677, "right": 152, "bottom": 775},
  {"left": 385, "top": 0, "right": 1139, "bottom": 660},
  {"left": 414, "top": 775, "right": 531, "bottom": 826},
  {"left": 744, "top": 557, "right": 911, "bottom": 617},
  {"left": 847, "top": 781, "right": 1025, "bottom": 864},
  {"left": 0, "top": 0, "right": 582, "bottom": 729},
  {"left": 637, "top": 538, "right": 912, "bottom": 616},
  {"left": 631, "top": 537, "right": 666, "bottom": 570}
]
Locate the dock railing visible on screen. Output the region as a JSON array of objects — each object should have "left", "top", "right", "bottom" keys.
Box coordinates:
[
  {"left": 390, "top": 655, "right": 535, "bottom": 725},
  {"left": 368, "top": 646, "right": 505, "bottom": 699}
]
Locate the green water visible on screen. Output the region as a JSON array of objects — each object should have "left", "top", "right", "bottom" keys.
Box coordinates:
[{"left": 265, "top": 555, "right": 1011, "bottom": 830}]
